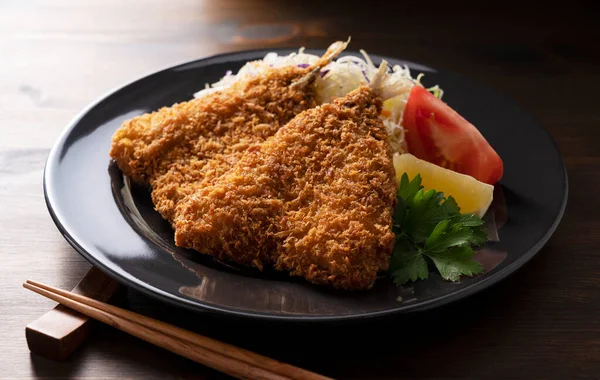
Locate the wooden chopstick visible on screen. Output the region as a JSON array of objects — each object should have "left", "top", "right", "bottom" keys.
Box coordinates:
[{"left": 24, "top": 280, "right": 332, "bottom": 380}]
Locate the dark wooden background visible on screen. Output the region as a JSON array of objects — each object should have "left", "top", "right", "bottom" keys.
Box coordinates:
[{"left": 1, "top": 0, "right": 599, "bottom": 378}]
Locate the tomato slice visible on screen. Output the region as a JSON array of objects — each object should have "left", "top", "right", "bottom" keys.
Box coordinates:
[{"left": 402, "top": 85, "right": 504, "bottom": 185}]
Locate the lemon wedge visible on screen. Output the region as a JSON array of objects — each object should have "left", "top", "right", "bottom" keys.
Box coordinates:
[{"left": 393, "top": 153, "right": 494, "bottom": 217}]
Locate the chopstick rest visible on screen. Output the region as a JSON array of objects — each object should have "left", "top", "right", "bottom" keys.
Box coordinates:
[{"left": 25, "top": 266, "right": 122, "bottom": 361}]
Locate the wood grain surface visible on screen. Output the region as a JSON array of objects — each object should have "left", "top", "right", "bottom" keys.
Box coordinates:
[{"left": 1, "top": 0, "right": 599, "bottom": 379}]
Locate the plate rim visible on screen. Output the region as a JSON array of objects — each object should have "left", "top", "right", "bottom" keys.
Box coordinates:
[{"left": 43, "top": 47, "right": 569, "bottom": 322}]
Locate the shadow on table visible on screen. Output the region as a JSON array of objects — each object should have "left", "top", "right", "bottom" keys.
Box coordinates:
[
  {"left": 29, "top": 243, "right": 546, "bottom": 379},
  {"left": 115, "top": 264, "right": 536, "bottom": 379},
  {"left": 29, "top": 352, "right": 82, "bottom": 379}
]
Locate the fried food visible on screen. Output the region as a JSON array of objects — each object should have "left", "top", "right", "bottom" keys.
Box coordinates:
[
  {"left": 110, "top": 40, "right": 405, "bottom": 290},
  {"left": 109, "top": 40, "right": 349, "bottom": 222},
  {"left": 173, "top": 86, "right": 398, "bottom": 290}
]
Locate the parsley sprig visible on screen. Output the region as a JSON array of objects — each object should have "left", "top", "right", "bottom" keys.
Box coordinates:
[{"left": 389, "top": 173, "right": 488, "bottom": 285}]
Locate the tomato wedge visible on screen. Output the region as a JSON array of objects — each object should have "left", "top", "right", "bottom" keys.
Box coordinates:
[{"left": 402, "top": 85, "right": 504, "bottom": 185}]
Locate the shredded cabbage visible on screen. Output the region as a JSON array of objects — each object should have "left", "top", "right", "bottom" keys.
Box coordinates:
[
  {"left": 193, "top": 48, "right": 442, "bottom": 156},
  {"left": 427, "top": 85, "right": 444, "bottom": 99}
]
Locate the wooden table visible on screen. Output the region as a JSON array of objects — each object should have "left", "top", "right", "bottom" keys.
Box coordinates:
[{"left": 2, "top": 1, "right": 599, "bottom": 378}]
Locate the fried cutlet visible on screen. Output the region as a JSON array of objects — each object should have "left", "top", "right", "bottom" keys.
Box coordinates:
[
  {"left": 173, "top": 85, "right": 398, "bottom": 290},
  {"left": 109, "top": 40, "right": 349, "bottom": 222}
]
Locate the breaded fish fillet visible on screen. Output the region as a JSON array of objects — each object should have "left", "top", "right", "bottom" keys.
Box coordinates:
[
  {"left": 174, "top": 86, "right": 398, "bottom": 290},
  {"left": 109, "top": 40, "right": 348, "bottom": 222}
]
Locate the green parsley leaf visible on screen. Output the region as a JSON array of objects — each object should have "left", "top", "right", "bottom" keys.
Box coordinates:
[
  {"left": 425, "top": 220, "right": 474, "bottom": 252},
  {"left": 388, "top": 172, "right": 488, "bottom": 285},
  {"left": 398, "top": 173, "right": 423, "bottom": 204},
  {"left": 470, "top": 227, "right": 489, "bottom": 246},
  {"left": 393, "top": 195, "right": 406, "bottom": 229},
  {"left": 441, "top": 195, "right": 460, "bottom": 215},
  {"left": 403, "top": 188, "right": 449, "bottom": 242},
  {"left": 426, "top": 246, "right": 483, "bottom": 282},
  {"left": 389, "top": 240, "right": 429, "bottom": 285},
  {"left": 451, "top": 212, "right": 485, "bottom": 227}
]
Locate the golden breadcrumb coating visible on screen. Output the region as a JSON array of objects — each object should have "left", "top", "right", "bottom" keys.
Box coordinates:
[
  {"left": 109, "top": 40, "right": 349, "bottom": 223},
  {"left": 174, "top": 86, "right": 397, "bottom": 290},
  {"left": 109, "top": 65, "right": 318, "bottom": 222}
]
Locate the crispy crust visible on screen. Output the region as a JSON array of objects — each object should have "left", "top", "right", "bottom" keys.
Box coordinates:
[
  {"left": 109, "top": 65, "right": 318, "bottom": 222},
  {"left": 174, "top": 86, "right": 397, "bottom": 290}
]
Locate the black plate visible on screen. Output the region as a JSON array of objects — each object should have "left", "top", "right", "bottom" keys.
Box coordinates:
[{"left": 44, "top": 48, "right": 568, "bottom": 321}]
